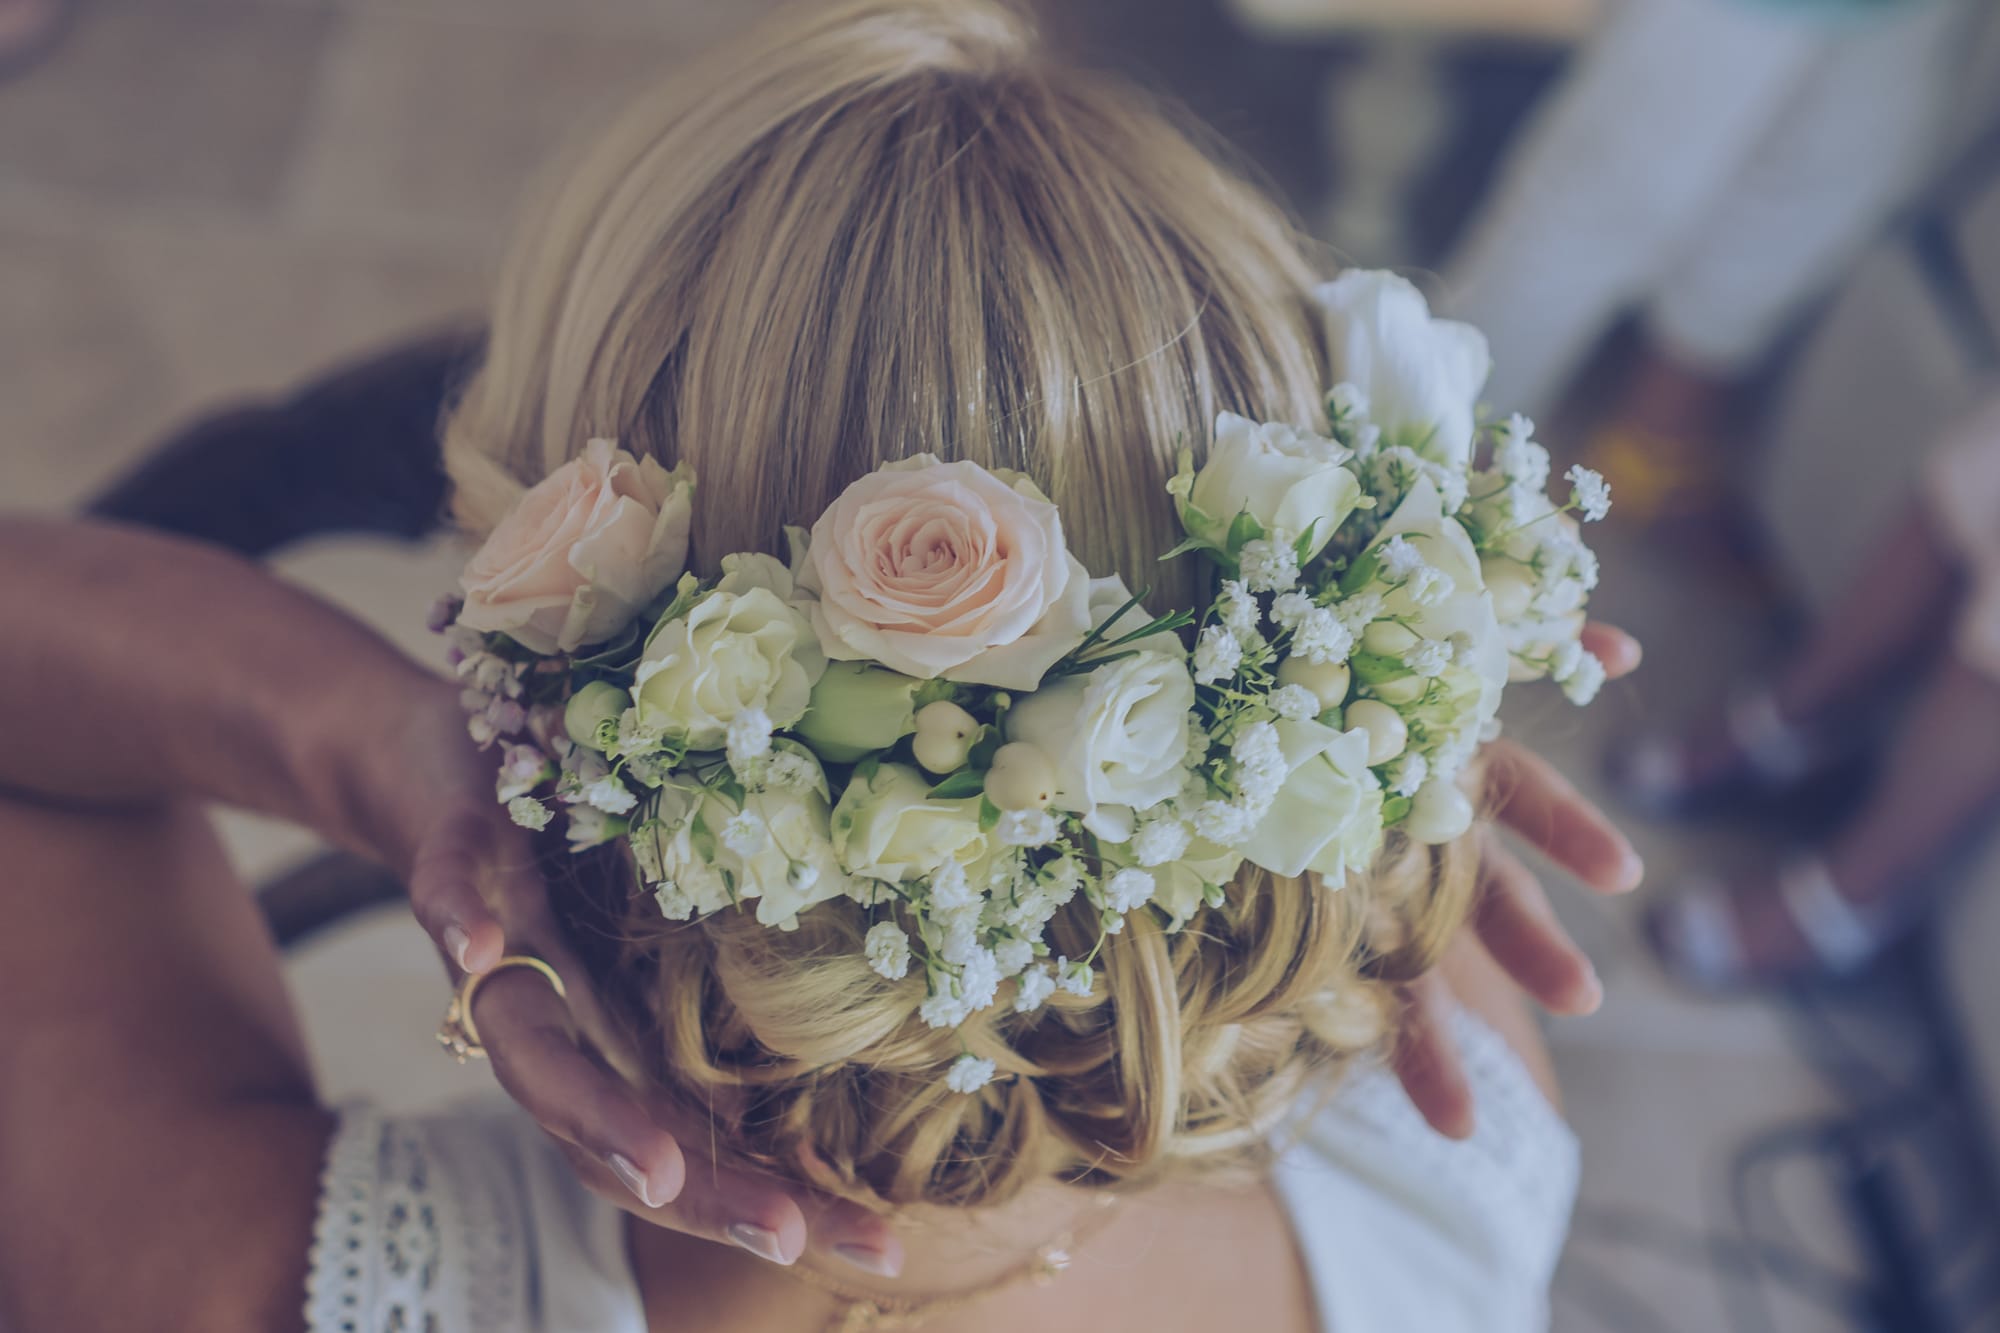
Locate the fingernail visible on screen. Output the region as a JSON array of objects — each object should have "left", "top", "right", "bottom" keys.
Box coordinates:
[
  {"left": 834, "top": 1243, "right": 901, "bottom": 1278},
  {"left": 1577, "top": 966, "right": 1605, "bottom": 1013},
  {"left": 608, "top": 1153, "right": 665, "bottom": 1209},
  {"left": 1617, "top": 850, "right": 1646, "bottom": 892},
  {"left": 728, "top": 1222, "right": 792, "bottom": 1265},
  {"left": 443, "top": 924, "right": 472, "bottom": 970}
]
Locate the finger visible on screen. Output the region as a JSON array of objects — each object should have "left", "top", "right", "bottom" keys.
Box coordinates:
[
  {"left": 552, "top": 1135, "right": 904, "bottom": 1274},
  {"left": 1474, "top": 835, "right": 1602, "bottom": 1015},
  {"left": 1580, "top": 622, "right": 1642, "bottom": 679},
  {"left": 1484, "top": 739, "right": 1643, "bottom": 893},
  {"left": 407, "top": 806, "right": 509, "bottom": 973},
  {"left": 474, "top": 967, "right": 688, "bottom": 1209},
  {"left": 1391, "top": 972, "right": 1476, "bottom": 1140}
]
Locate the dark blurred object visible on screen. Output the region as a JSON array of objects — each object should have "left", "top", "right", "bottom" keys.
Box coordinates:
[
  {"left": 84, "top": 329, "right": 477, "bottom": 942},
  {"left": 87, "top": 329, "right": 475, "bottom": 557},
  {"left": 0, "top": 0, "right": 72, "bottom": 82}
]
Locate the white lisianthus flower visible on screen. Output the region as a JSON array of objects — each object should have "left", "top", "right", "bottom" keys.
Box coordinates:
[
  {"left": 1147, "top": 838, "right": 1246, "bottom": 927},
  {"left": 1182, "top": 413, "right": 1362, "bottom": 563},
  {"left": 633, "top": 586, "right": 826, "bottom": 752},
  {"left": 565, "top": 805, "right": 628, "bottom": 853},
  {"left": 1239, "top": 722, "right": 1385, "bottom": 881},
  {"left": 1358, "top": 477, "right": 1508, "bottom": 752},
  {"left": 864, "top": 920, "right": 913, "bottom": 981},
  {"left": 649, "top": 775, "right": 850, "bottom": 929},
  {"left": 945, "top": 1054, "right": 997, "bottom": 1094},
  {"left": 1005, "top": 640, "right": 1197, "bottom": 844},
  {"left": 1315, "top": 270, "right": 1491, "bottom": 472},
  {"left": 831, "top": 763, "right": 990, "bottom": 882}
]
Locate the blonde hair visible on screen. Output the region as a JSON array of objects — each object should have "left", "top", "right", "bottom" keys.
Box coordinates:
[{"left": 444, "top": 0, "right": 1475, "bottom": 1212}]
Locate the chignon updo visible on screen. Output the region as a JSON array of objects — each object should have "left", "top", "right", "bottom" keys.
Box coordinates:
[{"left": 443, "top": 0, "right": 1476, "bottom": 1212}]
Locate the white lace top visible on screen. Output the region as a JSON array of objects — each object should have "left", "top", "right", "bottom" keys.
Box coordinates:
[{"left": 306, "top": 1011, "right": 1577, "bottom": 1333}]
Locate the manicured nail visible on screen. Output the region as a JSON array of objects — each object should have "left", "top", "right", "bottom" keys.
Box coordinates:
[
  {"left": 728, "top": 1222, "right": 792, "bottom": 1265},
  {"left": 608, "top": 1153, "right": 666, "bottom": 1209},
  {"left": 1617, "top": 850, "right": 1646, "bottom": 892},
  {"left": 834, "top": 1243, "right": 901, "bottom": 1278},
  {"left": 1576, "top": 966, "right": 1605, "bottom": 1013},
  {"left": 443, "top": 924, "right": 472, "bottom": 970}
]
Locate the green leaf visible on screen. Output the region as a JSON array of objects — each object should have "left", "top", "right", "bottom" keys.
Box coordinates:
[
  {"left": 1292, "top": 519, "right": 1321, "bottom": 565},
  {"left": 978, "top": 796, "right": 1002, "bottom": 833},
  {"left": 1157, "top": 536, "right": 1209, "bottom": 563},
  {"left": 928, "top": 769, "right": 987, "bottom": 801},
  {"left": 1348, "top": 651, "right": 1406, "bottom": 685},
  {"left": 1226, "top": 509, "right": 1266, "bottom": 554},
  {"left": 1340, "top": 549, "right": 1382, "bottom": 596},
  {"left": 688, "top": 811, "right": 718, "bottom": 865}
]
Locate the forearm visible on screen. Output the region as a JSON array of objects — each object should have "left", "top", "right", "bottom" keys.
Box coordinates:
[{"left": 0, "top": 516, "right": 447, "bottom": 862}]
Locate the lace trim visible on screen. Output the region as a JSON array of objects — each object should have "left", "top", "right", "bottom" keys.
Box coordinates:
[
  {"left": 305, "top": 1105, "right": 391, "bottom": 1333},
  {"left": 1310, "top": 1011, "right": 1579, "bottom": 1277}
]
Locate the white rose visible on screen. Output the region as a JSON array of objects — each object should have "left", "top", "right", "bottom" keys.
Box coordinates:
[
  {"left": 1005, "top": 583, "right": 1196, "bottom": 842},
  {"left": 1354, "top": 477, "right": 1508, "bottom": 751},
  {"left": 831, "top": 762, "right": 991, "bottom": 883},
  {"left": 1183, "top": 413, "right": 1362, "bottom": 562},
  {"left": 633, "top": 587, "right": 826, "bottom": 751},
  {"left": 1316, "top": 270, "right": 1491, "bottom": 472},
  {"left": 643, "top": 775, "right": 849, "bottom": 928},
  {"left": 1239, "top": 721, "right": 1385, "bottom": 880},
  {"left": 796, "top": 456, "right": 1093, "bottom": 690},
  {"left": 457, "top": 438, "right": 694, "bottom": 654},
  {"left": 1144, "top": 839, "right": 1247, "bottom": 928}
]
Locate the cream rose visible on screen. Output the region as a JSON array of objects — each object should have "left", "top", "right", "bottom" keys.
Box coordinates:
[
  {"left": 831, "top": 762, "right": 990, "bottom": 883},
  {"left": 1184, "top": 413, "right": 1362, "bottom": 562},
  {"left": 1004, "top": 610, "right": 1196, "bottom": 842},
  {"left": 1316, "top": 270, "right": 1491, "bottom": 471},
  {"left": 1238, "top": 721, "right": 1384, "bottom": 881},
  {"left": 632, "top": 586, "right": 825, "bottom": 751},
  {"left": 458, "top": 438, "right": 694, "bottom": 654},
  {"left": 796, "top": 456, "right": 1092, "bottom": 691}
]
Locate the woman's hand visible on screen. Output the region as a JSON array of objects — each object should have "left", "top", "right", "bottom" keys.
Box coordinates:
[
  {"left": 1391, "top": 623, "right": 1644, "bottom": 1138},
  {"left": 366, "top": 684, "right": 902, "bottom": 1274}
]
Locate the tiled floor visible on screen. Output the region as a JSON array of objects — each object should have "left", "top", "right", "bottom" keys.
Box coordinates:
[{"left": 0, "top": 3, "right": 1974, "bottom": 1329}]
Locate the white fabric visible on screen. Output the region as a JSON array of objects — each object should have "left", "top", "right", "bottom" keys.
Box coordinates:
[
  {"left": 306, "top": 1012, "right": 1577, "bottom": 1333},
  {"left": 1444, "top": 0, "right": 1976, "bottom": 414}
]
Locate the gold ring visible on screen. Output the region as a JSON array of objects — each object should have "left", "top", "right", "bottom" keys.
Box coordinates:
[{"left": 436, "top": 954, "right": 567, "bottom": 1063}]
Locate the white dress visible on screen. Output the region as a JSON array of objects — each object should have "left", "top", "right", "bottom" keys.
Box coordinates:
[{"left": 305, "top": 1012, "right": 1577, "bottom": 1333}]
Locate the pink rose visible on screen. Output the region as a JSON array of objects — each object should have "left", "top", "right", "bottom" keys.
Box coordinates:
[
  {"left": 457, "top": 438, "right": 694, "bottom": 654},
  {"left": 796, "top": 456, "right": 1092, "bottom": 690}
]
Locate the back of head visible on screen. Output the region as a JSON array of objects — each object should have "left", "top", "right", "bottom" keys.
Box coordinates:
[{"left": 444, "top": 0, "right": 1472, "bottom": 1212}]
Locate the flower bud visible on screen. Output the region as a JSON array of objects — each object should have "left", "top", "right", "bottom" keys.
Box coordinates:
[
  {"left": 984, "top": 742, "right": 1057, "bottom": 811},
  {"left": 564, "top": 681, "right": 632, "bottom": 752},
  {"left": 1480, "top": 556, "right": 1536, "bottom": 623},
  {"left": 1276, "top": 656, "right": 1352, "bottom": 711},
  {"left": 1405, "top": 777, "right": 1474, "bottom": 844},
  {"left": 793, "top": 662, "right": 921, "bottom": 763},
  {"left": 912, "top": 700, "right": 981, "bottom": 774},
  {"left": 1343, "top": 698, "right": 1408, "bottom": 766},
  {"left": 1361, "top": 621, "right": 1419, "bottom": 657}
]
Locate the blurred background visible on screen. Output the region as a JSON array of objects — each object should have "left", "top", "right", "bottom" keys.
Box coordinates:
[{"left": 3, "top": 0, "right": 2000, "bottom": 1328}]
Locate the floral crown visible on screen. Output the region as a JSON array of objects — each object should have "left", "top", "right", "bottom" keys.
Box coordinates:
[{"left": 440, "top": 270, "right": 1609, "bottom": 1093}]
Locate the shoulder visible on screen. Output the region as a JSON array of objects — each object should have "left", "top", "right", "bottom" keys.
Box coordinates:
[
  {"left": 307, "top": 1102, "right": 644, "bottom": 1333},
  {"left": 1272, "top": 1010, "right": 1579, "bottom": 1333}
]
